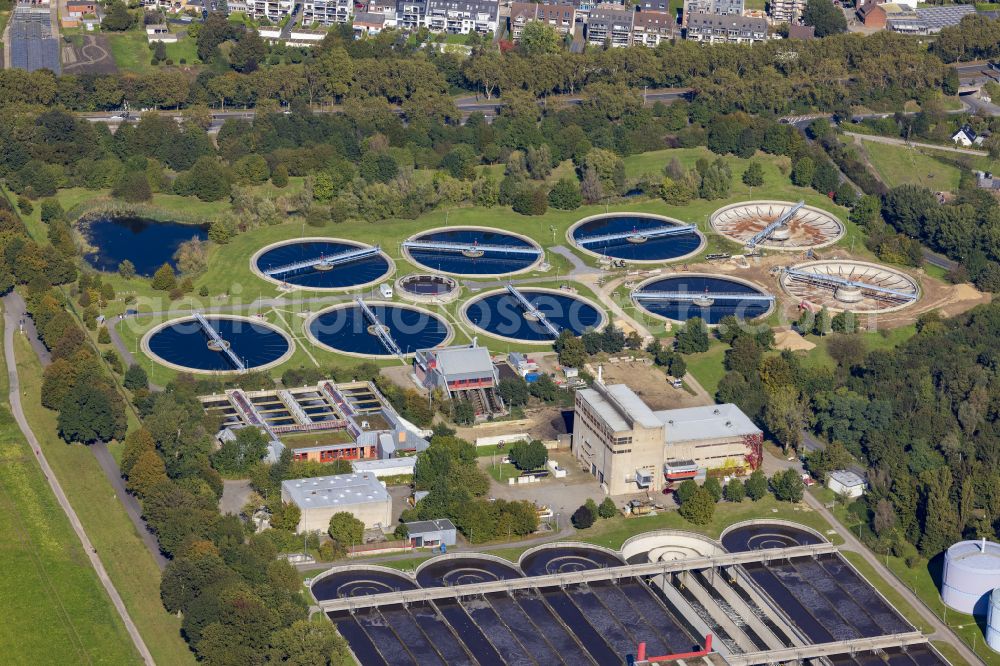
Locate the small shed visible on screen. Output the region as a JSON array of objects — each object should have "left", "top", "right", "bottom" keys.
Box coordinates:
[
  {"left": 827, "top": 469, "right": 866, "bottom": 498},
  {"left": 404, "top": 518, "right": 457, "bottom": 548}
]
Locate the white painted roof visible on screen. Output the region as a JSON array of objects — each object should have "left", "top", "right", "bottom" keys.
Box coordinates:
[
  {"left": 351, "top": 457, "right": 416, "bottom": 473},
  {"left": 578, "top": 383, "right": 662, "bottom": 431},
  {"left": 282, "top": 473, "right": 390, "bottom": 509},
  {"left": 829, "top": 469, "right": 866, "bottom": 488}
]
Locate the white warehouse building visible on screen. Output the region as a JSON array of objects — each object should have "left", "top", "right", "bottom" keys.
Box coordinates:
[{"left": 281, "top": 473, "right": 393, "bottom": 533}]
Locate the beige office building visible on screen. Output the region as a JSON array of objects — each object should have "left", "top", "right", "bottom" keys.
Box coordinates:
[
  {"left": 572, "top": 381, "right": 762, "bottom": 495},
  {"left": 281, "top": 473, "right": 393, "bottom": 533}
]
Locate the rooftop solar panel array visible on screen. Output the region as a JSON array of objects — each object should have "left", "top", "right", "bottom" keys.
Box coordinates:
[{"left": 9, "top": 7, "right": 61, "bottom": 74}]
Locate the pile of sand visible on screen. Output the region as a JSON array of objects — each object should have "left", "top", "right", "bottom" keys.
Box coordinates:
[{"left": 773, "top": 328, "right": 816, "bottom": 352}]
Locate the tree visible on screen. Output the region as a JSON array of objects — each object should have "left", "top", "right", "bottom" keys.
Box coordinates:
[
  {"left": 268, "top": 501, "right": 302, "bottom": 533},
  {"left": 745, "top": 469, "right": 768, "bottom": 501},
  {"left": 498, "top": 377, "right": 530, "bottom": 407},
  {"left": 764, "top": 387, "right": 805, "bottom": 452},
  {"left": 519, "top": 21, "right": 561, "bottom": 55},
  {"left": 548, "top": 178, "right": 582, "bottom": 210},
  {"left": 770, "top": 469, "right": 805, "bottom": 502},
  {"left": 508, "top": 439, "right": 548, "bottom": 471},
  {"left": 742, "top": 161, "right": 764, "bottom": 187},
  {"left": 101, "top": 0, "right": 136, "bottom": 31},
  {"left": 212, "top": 427, "right": 269, "bottom": 476},
  {"left": 230, "top": 30, "right": 267, "bottom": 73},
  {"left": 675, "top": 479, "right": 698, "bottom": 504},
  {"left": 580, "top": 166, "right": 604, "bottom": 204},
  {"left": 151, "top": 263, "right": 176, "bottom": 291},
  {"left": 724, "top": 479, "right": 746, "bottom": 502},
  {"left": 919, "top": 467, "right": 960, "bottom": 556},
  {"left": 97, "top": 326, "right": 110, "bottom": 344},
  {"left": 39, "top": 199, "right": 64, "bottom": 223},
  {"left": 803, "top": 0, "right": 847, "bottom": 37},
  {"left": 452, "top": 399, "right": 475, "bottom": 426},
  {"left": 118, "top": 260, "right": 136, "bottom": 280},
  {"left": 271, "top": 164, "right": 289, "bottom": 188},
  {"left": 792, "top": 157, "right": 815, "bottom": 187},
  {"left": 703, "top": 477, "right": 723, "bottom": 503},
  {"left": 267, "top": 619, "right": 351, "bottom": 665},
  {"left": 58, "top": 384, "right": 126, "bottom": 444},
  {"left": 598, "top": 497, "right": 617, "bottom": 519},
  {"left": 572, "top": 503, "right": 595, "bottom": 529},
  {"left": 554, "top": 331, "right": 587, "bottom": 369},
  {"left": 127, "top": 449, "right": 168, "bottom": 497},
  {"left": 328, "top": 512, "right": 364, "bottom": 548},
  {"left": 442, "top": 144, "right": 479, "bottom": 180},
  {"left": 679, "top": 487, "right": 716, "bottom": 525},
  {"left": 112, "top": 172, "right": 152, "bottom": 203},
  {"left": 674, "top": 317, "right": 710, "bottom": 354}
]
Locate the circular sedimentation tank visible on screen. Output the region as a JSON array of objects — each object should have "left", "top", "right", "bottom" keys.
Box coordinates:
[
  {"left": 306, "top": 302, "right": 452, "bottom": 358},
  {"left": 710, "top": 201, "right": 845, "bottom": 250},
  {"left": 462, "top": 287, "right": 606, "bottom": 344},
  {"left": 942, "top": 539, "right": 1000, "bottom": 615},
  {"left": 143, "top": 315, "right": 293, "bottom": 374},
  {"left": 568, "top": 213, "right": 705, "bottom": 263},
  {"left": 403, "top": 226, "right": 543, "bottom": 277},
  {"left": 720, "top": 521, "right": 826, "bottom": 553},
  {"left": 519, "top": 543, "right": 624, "bottom": 576},
  {"left": 415, "top": 555, "right": 523, "bottom": 588},
  {"left": 632, "top": 273, "right": 774, "bottom": 325},
  {"left": 779, "top": 260, "right": 920, "bottom": 313},
  {"left": 310, "top": 566, "right": 418, "bottom": 602},
  {"left": 621, "top": 531, "right": 724, "bottom": 564},
  {"left": 395, "top": 273, "right": 460, "bottom": 303},
  {"left": 252, "top": 238, "right": 392, "bottom": 291}
]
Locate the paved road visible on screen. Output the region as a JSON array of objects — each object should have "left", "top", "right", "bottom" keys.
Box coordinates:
[
  {"left": 549, "top": 245, "right": 601, "bottom": 278},
  {"left": 3, "top": 293, "right": 155, "bottom": 665},
  {"left": 922, "top": 248, "right": 958, "bottom": 272},
  {"left": 844, "top": 132, "right": 989, "bottom": 157}
]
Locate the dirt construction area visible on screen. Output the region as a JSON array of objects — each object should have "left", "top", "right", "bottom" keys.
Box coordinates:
[
  {"left": 596, "top": 361, "right": 704, "bottom": 411},
  {"left": 62, "top": 34, "right": 117, "bottom": 74}
]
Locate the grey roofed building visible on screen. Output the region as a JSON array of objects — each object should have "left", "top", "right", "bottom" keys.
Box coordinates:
[
  {"left": 888, "top": 3, "right": 975, "bottom": 34},
  {"left": 404, "top": 518, "right": 458, "bottom": 546},
  {"left": 653, "top": 403, "right": 761, "bottom": 442},
  {"left": 281, "top": 473, "right": 393, "bottom": 532},
  {"left": 586, "top": 4, "right": 635, "bottom": 46},
  {"left": 576, "top": 382, "right": 663, "bottom": 432},
  {"left": 684, "top": 11, "right": 767, "bottom": 43}
]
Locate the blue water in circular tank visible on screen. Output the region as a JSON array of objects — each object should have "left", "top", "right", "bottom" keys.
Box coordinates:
[
  {"left": 256, "top": 240, "right": 389, "bottom": 289},
  {"left": 466, "top": 291, "right": 602, "bottom": 342},
  {"left": 635, "top": 276, "right": 771, "bottom": 324},
  {"left": 520, "top": 546, "right": 624, "bottom": 576},
  {"left": 407, "top": 228, "right": 539, "bottom": 275},
  {"left": 721, "top": 523, "right": 824, "bottom": 553},
  {"left": 83, "top": 216, "right": 208, "bottom": 276},
  {"left": 416, "top": 557, "right": 523, "bottom": 588},
  {"left": 572, "top": 215, "right": 701, "bottom": 261},
  {"left": 147, "top": 317, "right": 289, "bottom": 372},
  {"left": 309, "top": 304, "right": 449, "bottom": 356}
]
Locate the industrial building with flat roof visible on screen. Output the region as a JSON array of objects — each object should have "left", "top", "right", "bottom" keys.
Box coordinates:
[
  {"left": 404, "top": 518, "right": 457, "bottom": 547},
  {"left": 572, "top": 376, "right": 762, "bottom": 495},
  {"left": 281, "top": 473, "right": 393, "bottom": 533},
  {"left": 414, "top": 342, "right": 505, "bottom": 418}
]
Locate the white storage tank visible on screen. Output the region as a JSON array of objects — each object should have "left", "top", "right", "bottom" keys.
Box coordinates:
[
  {"left": 942, "top": 539, "right": 1000, "bottom": 615},
  {"left": 989, "top": 587, "right": 1000, "bottom": 653}
]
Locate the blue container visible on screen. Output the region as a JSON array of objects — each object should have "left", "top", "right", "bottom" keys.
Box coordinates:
[
  {"left": 524, "top": 373, "right": 540, "bottom": 383},
  {"left": 440, "top": 543, "right": 447, "bottom": 554}
]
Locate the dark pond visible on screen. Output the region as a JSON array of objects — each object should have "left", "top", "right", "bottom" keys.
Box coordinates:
[{"left": 82, "top": 216, "right": 208, "bottom": 276}]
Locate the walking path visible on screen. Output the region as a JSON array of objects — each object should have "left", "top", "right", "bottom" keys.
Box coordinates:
[
  {"left": 844, "top": 132, "right": 989, "bottom": 157},
  {"left": 3, "top": 293, "right": 154, "bottom": 665}
]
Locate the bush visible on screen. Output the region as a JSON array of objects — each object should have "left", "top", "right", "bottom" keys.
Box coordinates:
[
  {"left": 571, "top": 503, "right": 595, "bottom": 529},
  {"left": 328, "top": 512, "right": 365, "bottom": 547},
  {"left": 17, "top": 196, "right": 33, "bottom": 215},
  {"left": 770, "top": 468, "right": 805, "bottom": 502},
  {"left": 703, "top": 477, "right": 722, "bottom": 502},
  {"left": 151, "top": 263, "right": 176, "bottom": 291},
  {"left": 508, "top": 439, "right": 547, "bottom": 471},
  {"left": 598, "top": 497, "right": 617, "bottom": 518},
  {"left": 724, "top": 479, "right": 745, "bottom": 502},
  {"left": 97, "top": 326, "right": 111, "bottom": 344}
]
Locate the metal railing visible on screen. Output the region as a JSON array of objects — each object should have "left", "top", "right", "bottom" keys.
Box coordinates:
[
  {"left": 745, "top": 201, "right": 804, "bottom": 249},
  {"left": 263, "top": 246, "right": 381, "bottom": 277}
]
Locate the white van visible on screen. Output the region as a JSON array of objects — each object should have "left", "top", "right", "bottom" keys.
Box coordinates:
[{"left": 379, "top": 283, "right": 393, "bottom": 298}]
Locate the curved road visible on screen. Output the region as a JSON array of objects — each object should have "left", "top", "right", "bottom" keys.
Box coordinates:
[{"left": 3, "top": 293, "right": 154, "bottom": 665}]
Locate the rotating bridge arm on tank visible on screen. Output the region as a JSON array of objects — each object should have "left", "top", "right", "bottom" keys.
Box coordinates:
[
  {"left": 402, "top": 239, "right": 540, "bottom": 256},
  {"left": 745, "top": 201, "right": 805, "bottom": 249},
  {"left": 263, "top": 245, "right": 381, "bottom": 277},
  {"left": 505, "top": 284, "right": 560, "bottom": 337},
  {"left": 576, "top": 224, "right": 698, "bottom": 246},
  {"left": 192, "top": 312, "right": 247, "bottom": 372},
  {"left": 633, "top": 291, "right": 775, "bottom": 303},
  {"left": 354, "top": 296, "right": 406, "bottom": 359},
  {"left": 782, "top": 268, "right": 917, "bottom": 302}
]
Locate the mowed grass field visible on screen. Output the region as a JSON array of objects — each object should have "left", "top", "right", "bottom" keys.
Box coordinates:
[
  {"left": 860, "top": 140, "right": 963, "bottom": 192},
  {"left": 12, "top": 335, "right": 195, "bottom": 665},
  {"left": 0, "top": 314, "right": 140, "bottom": 664}
]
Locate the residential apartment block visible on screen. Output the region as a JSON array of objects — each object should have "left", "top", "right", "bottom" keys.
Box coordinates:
[
  {"left": 631, "top": 9, "right": 674, "bottom": 46},
  {"left": 248, "top": 0, "right": 293, "bottom": 23},
  {"left": 302, "top": 0, "right": 352, "bottom": 25},
  {"left": 682, "top": 0, "right": 743, "bottom": 23},
  {"left": 684, "top": 11, "right": 767, "bottom": 43},
  {"left": 424, "top": 0, "right": 499, "bottom": 34},
  {"left": 509, "top": 2, "right": 576, "bottom": 41},
  {"left": 769, "top": 0, "right": 806, "bottom": 23},
  {"left": 586, "top": 4, "right": 636, "bottom": 46}
]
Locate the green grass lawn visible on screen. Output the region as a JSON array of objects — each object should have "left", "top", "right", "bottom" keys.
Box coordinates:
[
  {"left": 107, "top": 30, "right": 158, "bottom": 74},
  {"left": 861, "top": 140, "right": 962, "bottom": 192},
  {"left": 576, "top": 494, "right": 843, "bottom": 550},
  {"left": 13, "top": 335, "right": 195, "bottom": 666},
  {"left": 794, "top": 325, "right": 917, "bottom": 372},
  {"left": 485, "top": 461, "right": 520, "bottom": 483},
  {"left": 0, "top": 313, "right": 141, "bottom": 664},
  {"left": 165, "top": 36, "right": 198, "bottom": 65},
  {"left": 683, "top": 341, "right": 727, "bottom": 397}
]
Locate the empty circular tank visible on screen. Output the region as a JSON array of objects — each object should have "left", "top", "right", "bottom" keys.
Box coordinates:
[
  {"left": 632, "top": 273, "right": 774, "bottom": 325},
  {"left": 403, "top": 226, "right": 543, "bottom": 277},
  {"left": 142, "top": 315, "right": 293, "bottom": 374},
  {"left": 621, "top": 530, "right": 724, "bottom": 564},
  {"left": 306, "top": 302, "right": 452, "bottom": 358},
  {"left": 252, "top": 237, "right": 392, "bottom": 291},
  {"left": 395, "top": 273, "right": 460, "bottom": 303},
  {"left": 988, "top": 587, "right": 1000, "bottom": 652},
  {"left": 568, "top": 213, "right": 705, "bottom": 263},
  {"left": 711, "top": 201, "right": 845, "bottom": 250},
  {"left": 462, "top": 287, "right": 606, "bottom": 344},
  {"left": 780, "top": 260, "right": 920, "bottom": 314},
  {"left": 942, "top": 539, "right": 1000, "bottom": 615}
]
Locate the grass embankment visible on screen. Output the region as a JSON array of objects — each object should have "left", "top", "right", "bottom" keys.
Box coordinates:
[
  {"left": 12, "top": 335, "right": 195, "bottom": 665},
  {"left": 0, "top": 312, "right": 141, "bottom": 664},
  {"left": 863, "top": 141, "right": 963, "bottom": 192}
]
